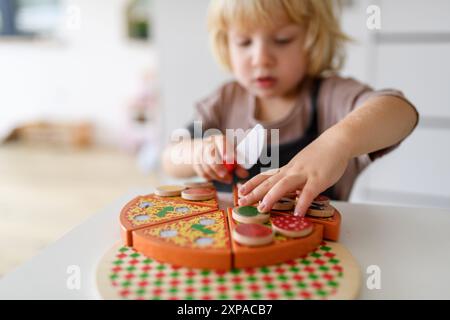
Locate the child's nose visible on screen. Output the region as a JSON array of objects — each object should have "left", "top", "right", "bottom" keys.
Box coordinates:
[{"left": 251, "top": 42, "right": 275, "bottom": 68}]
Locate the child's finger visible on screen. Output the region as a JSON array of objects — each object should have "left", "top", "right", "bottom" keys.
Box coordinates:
[
  {"left": 203, "top": 141, "right": 218, "bottom": 165},
  {"left": 239, "top": 168, "right": 281, "bottom": 196},
  {"left": 238, "top": 174, "right": 283, "bottom": 208},
  {"left": 203, "top": 145, "right": 228, "bottom": 181},
  {"left": 257, "top": 175, "right": 306, "bottom": 213},
  {"left": 193, "top": 164, "right": 211, "bottom": 181},
  {"left": 210, "top": 163, "right": 232, "bottom": 182},
  {"left": 201, "top": 163, "right": 223, "bottom": 182},
  {"left": 238, "top": 173, "right": 270, "bottom": 197},
  {"left": 294, "top": 181, "right": 319, "bottom": 217}
]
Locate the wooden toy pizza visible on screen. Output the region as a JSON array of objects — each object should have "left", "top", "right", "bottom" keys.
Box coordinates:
[
  {"left": 120, "top": 192, "right": 219, "bottom": 246},
  {"left": 97, "top": 183, "right": 361, "bottom": 300}
]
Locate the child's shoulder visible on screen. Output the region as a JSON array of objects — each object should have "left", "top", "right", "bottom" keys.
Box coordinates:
[
  {"left": 317, "top": 74, "right": 410, "bottom": 120},
  {"left": 318, "top": 74, "right": 376, "bottom": 104},
  {"left": 320, "top": 74, "right": 370, "bottom": 92}
]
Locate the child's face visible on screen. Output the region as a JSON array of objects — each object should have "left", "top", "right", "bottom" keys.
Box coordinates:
[{"left": 228, "top": 17, "right": 308, "bottom": 100}]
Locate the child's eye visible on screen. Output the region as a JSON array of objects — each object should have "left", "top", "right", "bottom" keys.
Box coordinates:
[
  {"left": 274, "top": 38, "right": 292, "bottom": 45},
  {"left": 236, "top": 39, "right": 251, "bottom": 47}
]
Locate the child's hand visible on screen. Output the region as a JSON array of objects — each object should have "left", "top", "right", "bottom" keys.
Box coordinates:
[
  {"left": 192, "top": 135, "right": 249, "bottom": 183},
  {"left": 237, "top": 136, "right": 351, "bottom": 216}
]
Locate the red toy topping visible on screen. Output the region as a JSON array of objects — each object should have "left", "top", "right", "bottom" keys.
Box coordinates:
[
  {"left": 272, "top": 216, "right": 312, "bottom": 231},
  {"left": 235, "top": 223, "right": 272, "bottom": 237}
]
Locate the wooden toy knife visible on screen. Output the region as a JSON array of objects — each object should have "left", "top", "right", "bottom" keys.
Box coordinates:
[{"left": 223, "top": 124, "right": 265, "bottom": 172}]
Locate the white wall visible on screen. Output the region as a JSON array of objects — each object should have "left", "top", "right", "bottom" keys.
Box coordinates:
[
  {"left": 153, "top": 0, "right": 230, "bottom": 144},
  {"left": 0, "top": 0, "right": 156, "bottom": 145},
  {"left": 348, "top": 0, "right": 450, "bottom": 208}
]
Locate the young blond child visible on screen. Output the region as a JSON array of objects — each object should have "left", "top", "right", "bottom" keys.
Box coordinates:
[{"left": 162, "top": 0, "right": 418, "bottom": 216}]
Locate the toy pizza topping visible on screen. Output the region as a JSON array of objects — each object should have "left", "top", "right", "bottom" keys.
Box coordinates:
[
  {"left": 314, "top": 195, "right": 330, "bottom": 202},
  {"left": 159, "top": 229, "right": 178, "bottom": 238},
  {"left": 278, "top": 198, "right": 292, "bottom": 203},
  {"left": 309, "top": 203, "right": 325, "bottom": 210},
  {"left": 195, "top": 237, "right": 214, "bottom": 246},
  {"left": 182, "top": 188, "right": 215, "bottom": 195},
  {"left": 272, "top": 216, "right": 312, "bottom": 231},
  {"left": 155, "top": 185, "right": 186, "bottom": 196},
  {"left": 139, "top": 201, "right": 153, "bottom": 208},
  {"left": 184, "top": 181, "right": 214, "bottom": 188},
  {"left": 133, "top": 214, "right": 150, "bottom": 222},
  {"left": 157, "top": 185, "right": 186, "bottom": 192},
  {"left": 236, "top": 206, "right": 260, "bottom": 217},
  {"left": 175, "top": 206, "right": 190, "bottom": 213},
  {"left": 285, "top": 191, "right": 298, "bottom": 199},
  {"left": 234, "top": 223, "right": 272, "bottom": 238}
]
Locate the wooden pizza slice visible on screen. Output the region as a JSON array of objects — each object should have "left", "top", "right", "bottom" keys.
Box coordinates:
[
  {"left": 120, "top": 193, "right": 219, "bottom": 246},
  {"left": 131, "top": 210, "right": 232, "bottom": 270},
  {"left": 227, "top": 208, "right": 324, "bottom": 269}
]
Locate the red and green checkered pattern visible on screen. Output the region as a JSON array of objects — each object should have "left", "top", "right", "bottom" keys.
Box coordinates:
[{"left": 107, "top": 241, "right": 343, "bottom": 300}]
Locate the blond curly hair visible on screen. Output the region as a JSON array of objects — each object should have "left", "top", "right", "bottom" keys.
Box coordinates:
[{"left": 207, "top": 0, "right": 350, "bottom": 77}]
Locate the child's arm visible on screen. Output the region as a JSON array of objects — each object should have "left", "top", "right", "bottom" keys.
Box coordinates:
[
  {"left": 238, "top": 95, "right": 418, "bottom": 216},
  {"left": 162, "top": 135, "right": 248, "bottom": 183}
]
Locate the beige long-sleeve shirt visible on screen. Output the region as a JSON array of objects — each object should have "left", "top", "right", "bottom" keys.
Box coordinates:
[{"left": 188, "top": 75, "right": 417, "bottom": 200}]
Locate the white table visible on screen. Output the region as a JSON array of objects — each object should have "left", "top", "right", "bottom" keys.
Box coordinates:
[{"left": 1, "top": 189, "right": 450, "bottom": 299}]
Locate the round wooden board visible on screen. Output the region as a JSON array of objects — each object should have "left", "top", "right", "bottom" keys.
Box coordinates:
[{"left": 96, "top": 241, "right": 361, "bottom": 300}]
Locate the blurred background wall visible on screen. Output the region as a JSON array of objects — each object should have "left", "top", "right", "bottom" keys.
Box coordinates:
[
  {"left": 0, "top": 0, "right": 157, "bottom": 146},
  {"left": 0, "top": 0, "right": 160, "bottom": 276}
]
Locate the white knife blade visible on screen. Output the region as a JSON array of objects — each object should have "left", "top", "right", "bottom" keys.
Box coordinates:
[{"left": 236, "top": 124, "right": 265, "bottom": 170}]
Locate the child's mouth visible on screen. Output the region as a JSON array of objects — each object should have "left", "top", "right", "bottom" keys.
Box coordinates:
[{"left": 255, "top": 76, "right": 276, "bottom": 89}]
